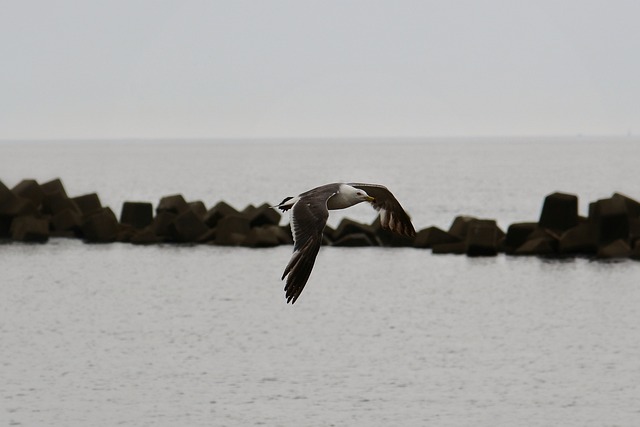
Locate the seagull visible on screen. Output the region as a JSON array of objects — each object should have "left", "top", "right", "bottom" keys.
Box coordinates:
[{"left": 275, "top": 183, "right": 416, "bottom": 304}]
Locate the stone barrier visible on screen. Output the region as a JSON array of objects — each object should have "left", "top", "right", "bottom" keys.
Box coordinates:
[{"left": 1, "top": 178, "right": 639, "bottom": 260}]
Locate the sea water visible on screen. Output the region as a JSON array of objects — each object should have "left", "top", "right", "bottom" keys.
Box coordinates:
[{"left": 1, "top": 138, "right": 640, "bottom": 426}]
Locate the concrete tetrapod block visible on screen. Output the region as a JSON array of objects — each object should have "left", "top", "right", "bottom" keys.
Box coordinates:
[
  {"left": 538, "top": 192, "right": 579, "bottom": 232},
  {"left": 558, "top": 222, "right": 598, "bottom": 255},
  {"left": 243, "top": 226, "right": 282, "bottom": 248},
  {"left": 71, "top": 193, "right": 102, "bottom": 216},
  {"left": 466, "top": 219, "right": 500, "bottom": 256},
  {"left": 590, "top": 197, "right": 629, "bottom": 245},
  {"left": 504, "top": 222, "right": 537, "bottom": 254},
  {"left": 204, "top": 201, "right": 240, "bottom": 228},
  {"left": 215, "top": 215, "right": 250, "bottom": 246},
  {"left": 40, "top": 178, "right": 68, "bottom": 197},
  {"left": 0, "top": 180, "right": 13, "bottom": 207},
  {"left": 631, "top": 240, "right": 640, "bottom": 261},
  {"left": 120, "top": 202, "right": 153, "bottom": 229},
  {"left": 42, "top": 191, "right": 80, "bottom": 215},
  {"left": 1, "top": 181, "right": 37, "bottom": 217},
  {"left": 11, "top": 179, "right": 44, "bottom": 208},
  {"left": 168, "top": 208, "right": 210, "bottom": 242},
  {"left": 0, "top": 195, "right": 37, "bottom": 217},
  {"left": 10, "top": 215, "right": 50, "bottom": 242},
  {"left": 413, "top": 226, "right": 461, "bottom": 249},
  {"left": 613, "top": 193, "right": 640, "bottom": 218},
  {"left": 0, "top": 216, "right": 10, "bottom": 238},
  {"left": 156, "top": 194, "right": 188, "bottom": 215},
  {"left": 431, "top": 241, "right": 466, "bottom": 254},
  {"left": 0, "top": 181, "right": 15, "bottom": 237},
  {"left": 629, "top": 218, "right": 640, "bottom": 247},
  {"left": 247, "top": 203, "right": 281, "bottom": 228},
  {"left": 514, "top": 237, "right": 557, "bottom": 256},
  {"left": 448, "top": 216, "right": 477, "bottom": 240},
  {"left": 130, "top": 227, "right": 162, "bottom": 245},
  {"left": 51, "top": 208, "right": 83, "bottom": 235},
  {"left": 596, "top": 239, "right": 631, "bottom": 259},
  {"left": 152, "top": 211, "right": 177, "bottom": 239},
  {"left": 187, "top": 201, "right": 207, "bottom": 219},
  {"left": 81, "top": 207, "right": 119, "bottom": 243},
  {"left": 332, "top": 218, "right": 379, "bottom": 245}
]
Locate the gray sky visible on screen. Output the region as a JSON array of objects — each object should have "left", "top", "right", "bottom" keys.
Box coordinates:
[{"left": 1, "top": 0, "right": 639, "bottom": 139}]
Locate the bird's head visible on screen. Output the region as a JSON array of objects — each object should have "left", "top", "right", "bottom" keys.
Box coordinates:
[{"left": 350, "top": 187, "right": 375, "bottom": 204}]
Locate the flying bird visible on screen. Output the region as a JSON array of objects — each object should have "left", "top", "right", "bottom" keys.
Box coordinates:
[{"left": 275, "top": 183, "right": 416, "bottom": 304}]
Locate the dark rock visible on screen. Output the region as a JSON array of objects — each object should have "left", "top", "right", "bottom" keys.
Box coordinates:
[
  {"left": 116, "top": 224, "right": 136, "bottom": 243},
  {"left": 169, "top": 209, "right": 210, "bottom": 242},
  {"left": 0, "top": 195, "right": 37, "bottom": 217},
  {"left": 432, "top": 241, "right": 466, "bottom": 254},
  {"left": 630, "top": 217, "right": 640, "bottom": 247},
  {"left": 596, "top": 239, "right": 631, "bottom": 259},
  {"left": 131, "top": 227, "right": 162, "bottom": 245},
  {"left": 0, "top": 216, "right": 11, "bottom": 238},
  {"left": 81, "top": 208, "right": 119, "bottom": 242},
  {"left": 448, "top": 216, "right": 477, "bottom": 240},
  {"left": 50, "top": 230, "right": 78, "bottom": 238},
  {"left": 204, "top": 201, "right": 240, "bottom": 228},
  {"left": 215, "top": 215, "right": 250, "bottom": 246},
  {"left": 0, "top": 180, "right": 13, "bottom": 207},
  {"left": 558, "top": 222, "right": 598, "bottom": 255},
  {"left": 333, "top": 218, "right": 379, "bottom": 245},
  {"left": 514, "top": 237, "right": 556, "bottom": 255},
  {"left": 538, "top": 192, "right": 579, "bottom": 232},
  {"left": 188, "top": 201, "right": 207, "bottom": 219},
  {"left": 466, "top": 219, "right": 500, "bottom": 256},
  {"left": 332, "top": 233, "right": 375, "bottom": 247},
  {"left": 613, "top": 192, "right": 640, "bottom": 218},
  {"left": 40, "top": 178, "right": 67, "bottom": 197},
  {"left": 120, "top": 202, "right": 153, "bottom": 229},
  {"left": 42, "top": 191, "right": 80, "bottom": 215},
  {"left": 71, "top": 193, "right": 102, "bottom": 216},
  {"left": 197, "top": 228, "right": 217, "bottom": 243},
  {"left": 631, "top": 240, "right": 640, "bottom": 261},
  {"left": 152, "top": 211, "right": 177, "bottom": 238},
  {"left": 504, "top": 222, "right": 537, "bottom": 253},
  {"left": 413, "top": 226, "right": 461, "bottom": 249},
  {"left": 156, "top": 194, "right": 188, "bottom": 214},
  {"left": 243, "top": 226, "right": 282, "bottom": 247},
  {"left": 247, "top": 203, "right": 281, "bottom": 227},
  {"left": 11, "top": 179, "right": 44, "bottom": 208},
  {"left": 10, "top": 215, "right": 50, "bottom": 242},
  {"left": 51, "top": 208, "right": 83, "bottom": 234},
  {"left": 241, "top": 204, "right": 258, "bottom": 216},
  {"left": 273, "top": 225, "right": 294, "bottom": 245},
  {"left": 590, "top": 197, "right": 629, "bottom": 245}
]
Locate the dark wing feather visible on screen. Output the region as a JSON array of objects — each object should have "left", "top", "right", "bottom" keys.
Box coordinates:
[
  {"left": 349, "top": 183, "right": 416, "bottom": 237},
  {"left": 282, "top": 195, "right": 330, "bottom": 304}
]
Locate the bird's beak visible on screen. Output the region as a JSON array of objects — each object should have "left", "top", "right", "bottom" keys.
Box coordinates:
[{"left": 367, "top": 196, "right": 376, "bottom": 203}]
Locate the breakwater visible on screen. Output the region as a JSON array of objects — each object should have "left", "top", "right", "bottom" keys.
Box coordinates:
[{"left": 1, "top": 178, "right": 639, "bottom": 260}]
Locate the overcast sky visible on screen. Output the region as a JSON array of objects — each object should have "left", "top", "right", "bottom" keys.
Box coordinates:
[{"left": 1, "top": 0, "right": 639, "bottom": 139}]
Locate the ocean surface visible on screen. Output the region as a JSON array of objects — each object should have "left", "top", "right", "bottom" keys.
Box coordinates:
[{"left": 1, "top": 137, "right": 640, "bottom": 426}]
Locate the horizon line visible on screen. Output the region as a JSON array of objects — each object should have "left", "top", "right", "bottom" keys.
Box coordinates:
[{"left": 0, "top": 133, "right": 638, "bottom": 143}]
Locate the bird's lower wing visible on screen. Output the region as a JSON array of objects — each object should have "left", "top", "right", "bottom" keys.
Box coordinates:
[
  {"left": 282, "top": 237, "right": 322, "bottom": 304},
  {"left": 282, "top": 195, "right": 329, "bottom": 304}
]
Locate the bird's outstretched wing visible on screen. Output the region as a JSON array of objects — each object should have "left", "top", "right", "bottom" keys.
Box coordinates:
[
  {"left": 349, "top": 183, "right": 416, "bottom": 237},
  {"left": 282, "top": 194, "right": 331, "bottom": 304}
]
